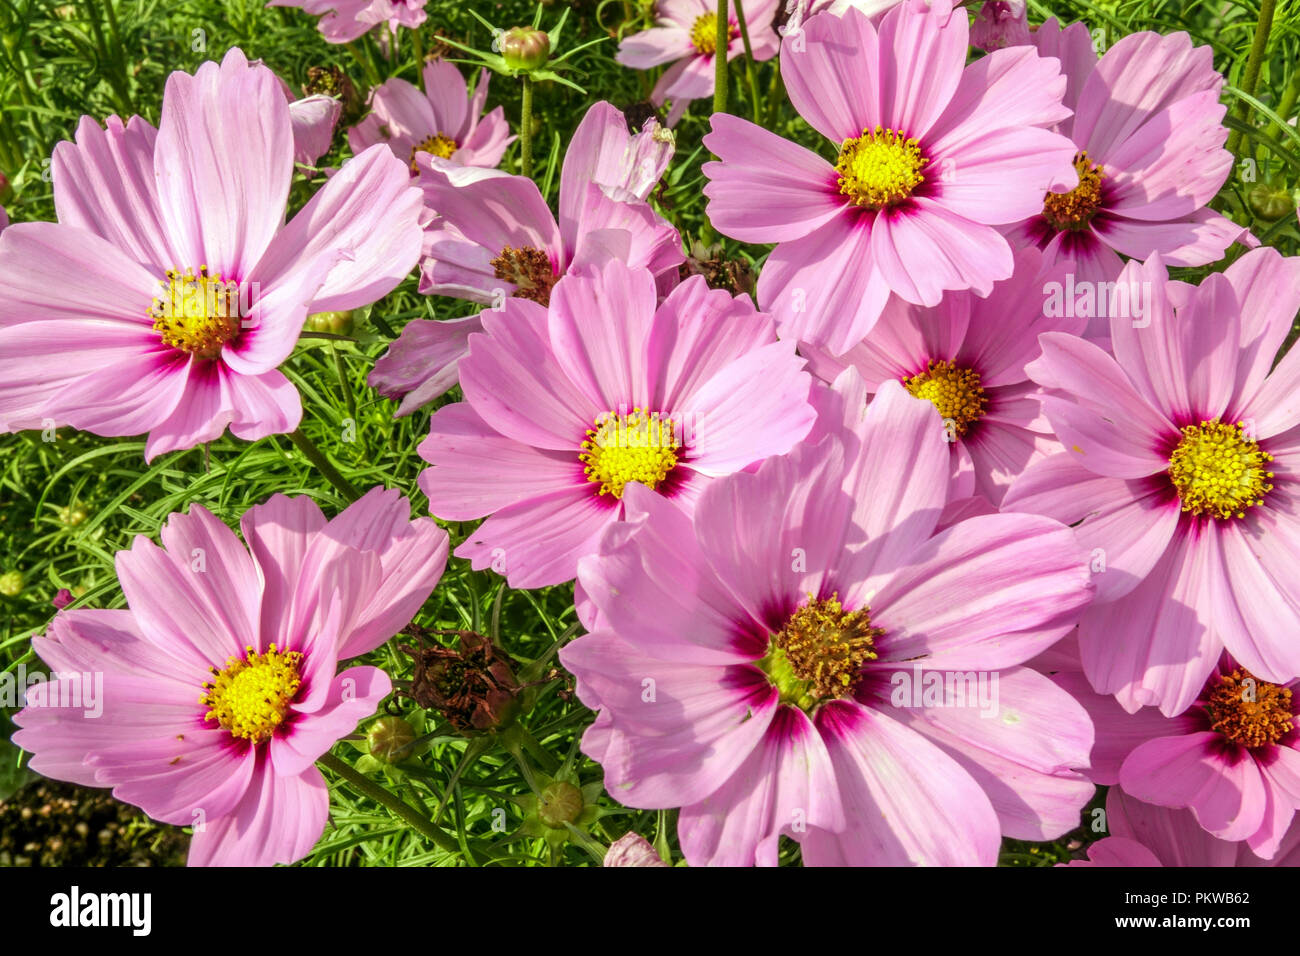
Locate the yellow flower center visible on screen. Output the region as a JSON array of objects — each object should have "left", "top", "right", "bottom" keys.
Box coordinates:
[
  {"left": 758, "top": 595, "right": 881, "bottom": 712},
  {"left": 836, "top": 126, "right": 928, "bottom": 210},
  {"left": 1206, "top": 668, "right": 1293, "bottom": 749},
  {"left": 690, "top": 13, "right": 735, "bottom": 55},
  {"left": 410, "top": 132, "right": 459, "bottom": 172},
  {"left": 150, "top": 266, "right": 242, "bottom": 359},
  {"left": 903, "top": 360, "right": 987, "bottom": 438},
  {"left": 1167, "top": 420, "right": 1273, "bottom": 520},
  {"left": 1042, "top": 152, "right": 1105, "bottom": 231},
  {"left": 200, "top": 644, "right": 304, "bottom": 745},
  {"left": 579, "top": 408, "right": 679, "bottom": 499},
  {"left": 490, "top": 245, "right": 559, "bottom": 307}
]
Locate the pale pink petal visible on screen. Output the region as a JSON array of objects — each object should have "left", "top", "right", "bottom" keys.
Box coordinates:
[
  {"left": 1078, "top": 528, "right": 1222, "bottom": 716},
  {"left": 804, "top": 700, "right": 1001, "bottom": 866},
  {"left": 702, "top": 113, "right": 845, "bottom": 243},
  {"left": 153, "top": 49, "right": 293, "bottom": 276},
  {"left": 187, "top": 755, "right": 328, "bottom": 866},
  {"left": 369, "top": 315, "right": 482, "bottom": 416},
  {"left": 870, "top": 512, "right": 1093, "bottom": 670},
  {"left": 678, "top": 706, "right": 843, "bottom": 866}
]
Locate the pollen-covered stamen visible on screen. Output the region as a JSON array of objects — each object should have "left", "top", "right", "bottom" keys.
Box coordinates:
[
  {"left": 580, "top": 408, "right": 679, "bottom": 499},
  {"left": 836, "top": 126, "right": 928, "bottom": 210},
  {"left": 1168, "top": 420, "right": 1273, "bottom": 520},
  {"left": 758, "top": 595, "right": 882, "bottom": 712},
  {"left": 490, "top": 245, "right": 559, "bottom": 307},
  {"left": 150, "top": 265, "right": 241, "bottom": 359},
  {"left": 410, "top": 132, "right": 459, "bottom": 171},
  {"left": 689, "top": 13, "right": 736, "bottom": 55},
  {"left": 1206, "top": 669, "right": 1294, "bottom": 749},
  {"left": 903, "top": 360, "right": 987, "bottom": 438},
  {"left": 1042, "top": 152, "right": 1105, "bottom": 231},
  {"left": 200, "top": 644, "right": 304, "bottom": 745}
]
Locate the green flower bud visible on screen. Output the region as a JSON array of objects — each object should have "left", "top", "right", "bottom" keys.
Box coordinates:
[
  {"left": 304, "top": 310, "right": 354, "bottom": 335},
  {"left": 501, "top": 27, "right": 550, "bottom": 72},
  {"left": 0, "top": 571, "right": 24, "bottom": 597},
  {"left": 1247, "top": 184, "right": 1295, "bottom": 222},
  {"left": 537, "top": 781, "right": 584, "bottom": 829},
  {"left": 367, "top": 716, "right": 417, "bottom": 763}
]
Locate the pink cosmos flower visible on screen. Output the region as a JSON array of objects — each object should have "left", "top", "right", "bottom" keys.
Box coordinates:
[
  {"left": 0, "top": 49, "right": 424, "bottom": 460},
  {"left": 267, "top": 0, "right": 427, "bottom": 43},
  {"left": 1063, "top": 787, "right": 1296, "bottom": 866},
  {"left": 369, "top": 102, "right": 678, "bottom": 415},
  {"left": 1007, "top": 21, "right": 1246, "bottom": 342},
  {"left": 803, "top": 248, "right": 1080, "bottom": 505},
  {"left": 560, "top": 377, "right": 1096, "bottom": 866},
  {"left": 348, "top": 61, "right": 513, "bottom": 174},
  {"left": 617, "top": 0, "right": 781, "bottom": 126},
  {"left": 12, "top": 487, "right": 449, "bottom": 866},
  {"left": 1039, "top": 637, "right": 1300, "bottom": 859},
  {"left": 1002, "top": 248, "right": 1300, "bottom": 717},
  {"left": 417, "top": 259, "right": 816, "bottom": 589},
  {"left": 702, "top": 0, "right": 1078, "bottom": 355}
]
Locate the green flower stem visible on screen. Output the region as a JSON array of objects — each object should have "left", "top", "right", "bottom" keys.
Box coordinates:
[
  {"left": 345, "top": 41, "right": 381, "bottom": 89},
  {"left": 505, "top": 739, "right": 543, "bottom": 795},
  {"left": 318, "top": 751, "right": 460, "bottom": 853},
  {"left": 431, "top": 737, "right": 492, "bottom": 826},
  {"left": 712, "top": 0, "right": 729, "bottom": 116},
  {"left": 520, "top": 74, "right": 535, "bottom": 178},
  {"left": 1226, "top": 0, "right": 1277, "bottom": 156},
  {"left": 287, "top": 428, "right": 361, "bottom": 501},
  {"left": 413, "top": 26, "right": 426, "bottom": 89},
  {"left": 733, "top": 0, "right": 762, "bottom": 124},
  {"left": 1269, "top": 69, "right": 1300, "bottom": 173},
  {"left": 503, "top": 722, "right": 559, "bottom": 775},
  {"left": 330, "top": 343, "right": 356, "bottom": 420}
]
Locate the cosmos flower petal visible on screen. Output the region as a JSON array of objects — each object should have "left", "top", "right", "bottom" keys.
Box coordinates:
[
  {"left": 272, "top": 665, "right": 391, "bottom": 776},
  {"left": 870, "top": 512, "right": 1092, "bottom": 670},
  {"left": 1002, "top": 452, "right": 1180, "bottom": 603},
  {"left": 804, "top": 700, "right": 1001, "bottom": 866},
  {"left": 560, "top": 629, "right": 778, "bottom": 807},
  {"left": 153, "top": 48, "right": 293, "bottom": 276},
  {"left": 186, "top": 755, "right": 329, "bottom": 867},
  {"left": 877, "top": 665, "right": 1095, "bottom": 841},
  {"left": 1078, "top": 528, "right": 1222, "bottom": 717},
  {"left": 52, "top": 114, "right": 184, "bottom": 267},
  {"left": 702, "top": 113, "right": 846, "bottom": 243},
  {"left": 678, "top": 706, "right": 844, "bottom": 866},
  {"left": 780, "top": 7, "right": 881, "bottom": 142},
  {"left": 249, "top": 142, "right": 424, "bottom": 316},
  {"left": 1119, "top": 731, "right": 1268, "bottom": 842}
]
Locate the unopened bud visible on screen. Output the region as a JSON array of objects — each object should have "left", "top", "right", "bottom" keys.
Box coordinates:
[
  {"left": 537, "top": 780, "right": 584, "bottom": 829},
  {"left": 367, "top": 716, "right": 417, "bottom": 763},
  {"left": 304, "top": 310, "right": 354, "bottom": 335},
  {"left": 1247, "top": 184, "right": 1295, "bottom": 222},
  {"left": 501, "top": 26, "right": 550, "bottom": 72}
]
